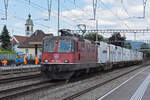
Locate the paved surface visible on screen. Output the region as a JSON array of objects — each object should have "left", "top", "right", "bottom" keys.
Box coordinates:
[
  {"left": 0, "top": 65, "right": 40, "bottom": 70},
  {"left": 98, "top": 66, "right": 150, "bottom": 100}
]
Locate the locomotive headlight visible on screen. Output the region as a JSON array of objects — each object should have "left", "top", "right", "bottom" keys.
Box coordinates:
[
  {"left": 64, "top": 60, "right": 69, "bottom": 63},
  {"left": 44, "top": 59, "right": 48, "bottom": 63}
]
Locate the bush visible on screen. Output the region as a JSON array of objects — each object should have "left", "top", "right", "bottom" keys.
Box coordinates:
[{"left": 0, "top": 51, "right": 16, "bottom": 54}]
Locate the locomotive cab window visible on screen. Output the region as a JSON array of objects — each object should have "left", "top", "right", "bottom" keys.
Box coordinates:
[
  {"left": 43, "top": 40, "right": 55, "bottom": 52},
  {"left": 59, "top": 40, "right": 71, "bottom": 52},
  {"left": 81, "top": 43, "right": 85, "bottom": 52},
  {"left": 71, "top": 41, "right": 76, "bottom": 52}
]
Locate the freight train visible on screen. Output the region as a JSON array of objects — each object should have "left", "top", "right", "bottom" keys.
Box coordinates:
[{"left": 41, "top": 30, "right": 143, "bottom": 80}]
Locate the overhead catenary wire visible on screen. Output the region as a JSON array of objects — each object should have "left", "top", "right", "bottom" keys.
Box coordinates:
[
  {"left": 121, "top": 0, "right": 150, "bottom": 27},
  {"left": 99, "top": 0, "right": 130, "bottom": 29},
  {"left": 0, "top": 8, "right": 55, "bottom": 32},
  {"left": 20, "top": 0, "right": 77, "bottom": 27},
  {"left": 121, "top": 0, "right": 148, "bottom": 19},
  {"left": 120, "top": 0, "right": 131, "bottom": 18}
]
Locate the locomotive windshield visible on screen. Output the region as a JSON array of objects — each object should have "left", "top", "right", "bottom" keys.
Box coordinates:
[
  {"left": 58, "top": 40, "right": 71, "bottom": 52},
  {"left": 43, "top": 40, "right": 55, "bottom": 52}
]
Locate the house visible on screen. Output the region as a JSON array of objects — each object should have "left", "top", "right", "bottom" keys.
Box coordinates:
[
  {"left": 11, "top": 14, "right": 53, "bottom": 59},
  {"left": 18, "top": 30, "right": 53, "bottom": 58},
  {"left": 11, "top": 35, "right": 28, "bottom": 52}
]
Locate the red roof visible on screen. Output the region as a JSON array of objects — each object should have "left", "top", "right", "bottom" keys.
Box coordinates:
[
  {"left": 12, "top": 35, "right": 28, "bottom": 44},
  {"left": 19, "top": 30, "right": 53, "bottom": 48}
]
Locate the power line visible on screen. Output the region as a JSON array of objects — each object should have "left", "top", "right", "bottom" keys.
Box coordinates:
[
  {"left": 121, "top": 0, "right": 148, "bottom": 19},
  {"left": 20, "top": 0, "right": 77, "bottom": 27},
  {"left": 120, "top": 0, "right": 130, "bottom": 18},
  {"left": 99, "top": 0, "right": 130, "bottom": 29}
]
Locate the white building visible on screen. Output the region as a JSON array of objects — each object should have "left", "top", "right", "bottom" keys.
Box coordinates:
[
  {"left": 12, "top": 14, "right": 53, "bottom": 59},
  {"left": 18, "top": 30, "right": 53, "bottom": 58},
  {"left": 25, "top": 14, "right": 34, "bottom": 36}
]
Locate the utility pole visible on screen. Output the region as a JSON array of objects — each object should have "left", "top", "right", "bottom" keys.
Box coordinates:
[
  {"left": 12, "top": 29, "right": 14, "bottom": 51},
  {"left": 58, "top": 0, "right": 60, "bottom": 36},
  {"left": 93, "top": 0, "right": 97, "bottom": 20},
  {"left": 4, "top": 0, "right": 9, "bottom": 20},
  {"left": 89, "top": 19, "right": 99, "bottom": 42},
  {"left": 134, "top": 32, "right": 136, "bottom": 41},
  {"left": 143, "top": 0, "right": 147, "bottom": 18},
  {"left": 47, "top": 0, "right": 52, "bottom": 21},
  {"left": 96, "top": 20, "right": 98, "bottom": 42}
]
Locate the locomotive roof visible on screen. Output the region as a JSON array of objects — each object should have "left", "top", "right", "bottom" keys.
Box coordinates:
[{"left": 43, "top": 36, "right": 95, "bottom": 44}]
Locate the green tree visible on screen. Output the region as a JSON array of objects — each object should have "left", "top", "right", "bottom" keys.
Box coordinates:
[
  {"left": 140, "top": 43, "right": 150, "bottom": 58},
  {"left": 84, "top": 33, "right": 104, "bottom": 41},
  {"left": 108, "top": 32, "right": 126, "bottom": 47},
  {"left": 125, "top": 43, "right": 132, "bottom": 49},
  {"left": 0, "top": 25, "right": 11, "bottom": 51},
  {"left": 140, "top": 43, "right": 149, "bottom": 49}
]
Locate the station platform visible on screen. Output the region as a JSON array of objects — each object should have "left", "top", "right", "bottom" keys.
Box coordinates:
[
  {"left": 0, "top": 65, "right": 41, "bottom": 71},
  {"left": 98, "top": 66, "right": 150, "bottom": 100}
]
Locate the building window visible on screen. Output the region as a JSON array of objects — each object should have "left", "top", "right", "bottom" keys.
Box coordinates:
[
  {"left": 26, "top": 49, "right": 29, "bottom": 54},
  {"left": 27, "top": 26, "right": 29, "bottom": 31}
]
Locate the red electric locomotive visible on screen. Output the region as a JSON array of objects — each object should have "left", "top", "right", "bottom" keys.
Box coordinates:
[{"left": 41, "top": 30, "right": 98, "bottom": 80}]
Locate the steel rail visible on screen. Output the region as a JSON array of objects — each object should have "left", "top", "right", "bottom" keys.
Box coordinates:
[
  {"left": 0, "top": 80, "right": 53, "bottom": 99},
  {"left": 0, "top": 73, "right": 40, "bottom": 84}
]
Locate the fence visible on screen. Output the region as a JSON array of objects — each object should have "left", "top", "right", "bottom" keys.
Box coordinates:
[{"left": 0, "top": 53, "right": 16, "bottom": 60}]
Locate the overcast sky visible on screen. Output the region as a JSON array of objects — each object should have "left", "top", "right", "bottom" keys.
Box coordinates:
[{"left": 0, "top": 0, "right": 150, "bottom": 41}]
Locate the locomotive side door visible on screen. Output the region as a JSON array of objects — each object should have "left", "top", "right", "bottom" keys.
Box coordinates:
[{"left": 77, "top": 42, "right": 81, "bottom": 62}]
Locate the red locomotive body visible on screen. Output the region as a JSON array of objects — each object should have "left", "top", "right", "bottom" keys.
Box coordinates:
[{"left": 41, "top": 34, "right": 98, "bottom": 79}]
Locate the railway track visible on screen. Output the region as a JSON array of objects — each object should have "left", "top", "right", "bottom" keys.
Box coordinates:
[
  {"left": 0, "top": 63, "right": 149, "bottom": 100},
  {"left": 0, "top": 80, "right": 52, "bottom": 99},
  {"left": 0, "top": 67, "right": 40, "bottom": 76},
  {"left": 0, "top": 74, "right": 64, "bottom": 100},
  {"left": 0, "top": 69, "right": 40, "bottom": 75},
  {"left": 63, "top": 64, "right": 150, "bottom": 100},
  {"left": 0, "top": 73, "right": 40, "bottom": 84}
]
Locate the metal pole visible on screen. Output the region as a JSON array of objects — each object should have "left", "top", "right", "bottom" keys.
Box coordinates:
[
  {"left": 134, "top": 32, "right": 136, "bottom": 41},
  {"left": 143, "top": 0, "right": 145, "bottom": 18},
  {"left": 4, "top": 0, "right": 9, "bottom": 20},
  {"left": 58, "top": 0, "right": 60, "bottom": 36},
  {"left": 12, "top": 29, "right": 14, "bottom": 51},
  {"left": 96, "top": 20, "right": 98, "bottom": 41}
]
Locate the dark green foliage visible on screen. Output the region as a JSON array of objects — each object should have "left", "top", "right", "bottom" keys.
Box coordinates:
[
  {"left": 140, "top": 43, "right": 149, "bottom": 49},
  {"left": 0, "top": 51, "right": 16, "bottom": 54},
  {"left": 0, "top": 25, "right": 11, "bottom": 51},
  {"left": 84, "top": 33, "right": 104, "bottom": 41},
  {"left": 125, "top": 43, "right": 132, "bottom": 49},
  {"left": 108, "top": 32, "right": 126, "bottom": 47},
  {"left": 140, "top": 43, "right": 150, "bottom": 58}
]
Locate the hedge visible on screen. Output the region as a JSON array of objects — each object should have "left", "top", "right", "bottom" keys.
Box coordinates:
[{"left": 0, "top": 51, "right": 16, "bottom": 54}]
